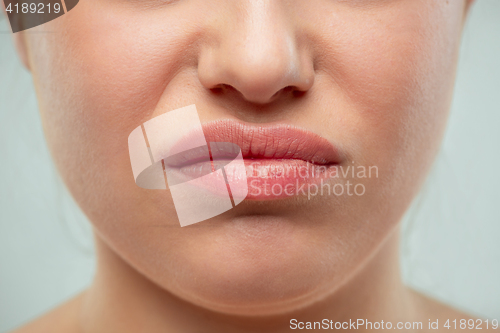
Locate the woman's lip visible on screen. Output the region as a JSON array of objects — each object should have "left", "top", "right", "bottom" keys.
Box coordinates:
[
  {"left": 202, "top": 120, "right": 340, "bottom": 165},
  {"left": 164, "top": 119, "right": 342, "bottom": 200},
  {"left": 166, "top": 119, "right": 341, "bottom": 167}
]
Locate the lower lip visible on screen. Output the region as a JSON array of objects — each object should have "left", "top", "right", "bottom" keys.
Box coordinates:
[{"left": 170, "top": 158, "right": 338, "bottom": 200}]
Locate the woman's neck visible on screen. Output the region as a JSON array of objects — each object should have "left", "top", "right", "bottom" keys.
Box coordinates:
[{"left": 79, "top": 226, "right": 417, "bottom": 333}]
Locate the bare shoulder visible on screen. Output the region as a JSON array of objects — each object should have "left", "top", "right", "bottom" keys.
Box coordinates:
[
  {"left": 409, "top": 288, "right": 498, "bottom": 332},
  {"left": 10, "top": 292, "right": 84, "bottom": 333}
]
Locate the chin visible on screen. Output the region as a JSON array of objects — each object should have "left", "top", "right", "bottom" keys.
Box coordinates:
[
  {"left": 156, "top": 222, "right": 340, "bottom": 316},
  {"left": 169, "top": 263, "right": 333, "bottom": 316}
]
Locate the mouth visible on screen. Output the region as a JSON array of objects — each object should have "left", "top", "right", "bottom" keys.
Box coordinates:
[{"left": 164, "top": 119, "right": 341, "bottom": 200}]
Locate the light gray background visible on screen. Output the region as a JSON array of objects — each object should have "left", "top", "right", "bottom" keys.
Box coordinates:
[{"left": 1, "top": 1, "right": 499, "bottom": 331}]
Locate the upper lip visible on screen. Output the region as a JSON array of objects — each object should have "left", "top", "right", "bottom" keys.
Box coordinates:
[{"left": 165, "top": 119, "right": 341, "bottom": 167}]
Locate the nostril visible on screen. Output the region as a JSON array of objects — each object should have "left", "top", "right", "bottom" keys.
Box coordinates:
[
  {"left": 292, "top": 90, "right": 306, "bottom": 98},
  {"left": 210, "top": 86, "right": 223, "bottom": 94},
  {"left": 210, "top": 84, "right": 235, "bottom": 94},
  {"left": 210, "top": 84, "right": 225, "bottom": 94},
  {"left": 271, "top": 86, "right": 293, "bottom": 99},
  {"left": 276, "top": 86, "right": 307, "bottom": 98},
  {"left": 210, "top": 83, "right": 306, "bottom": 103}
]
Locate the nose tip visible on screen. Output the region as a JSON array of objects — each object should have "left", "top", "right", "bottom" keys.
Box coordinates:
[
  {"left": 204, "top": 61, "right": 313, "bottom": 105},
  {"left": 197, "top": 9, "right": 314, "bottom": 105}
]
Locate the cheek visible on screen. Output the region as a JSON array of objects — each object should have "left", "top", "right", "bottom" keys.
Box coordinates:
[
  {"left": 316, "top": 2, "right": 463, "bottom": 191},
  {"left": 26, "top": 2, "right": 206, "bottom": 224}
]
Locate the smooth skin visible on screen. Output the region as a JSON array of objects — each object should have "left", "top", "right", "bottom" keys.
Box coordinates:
[{"left": 4, "top": 0, "right": 494, "bottom": 332}]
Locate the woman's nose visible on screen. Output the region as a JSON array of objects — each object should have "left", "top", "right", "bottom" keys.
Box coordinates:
[{"left": 197, "top": 1, "right": 315, "bottom": 105}]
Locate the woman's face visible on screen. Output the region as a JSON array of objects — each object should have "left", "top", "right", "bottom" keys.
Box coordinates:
[{"left": 20, "top": 0, "right": 468, "bottom": 315}]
